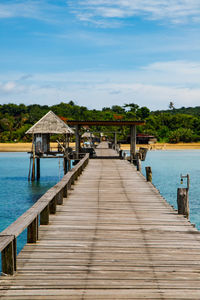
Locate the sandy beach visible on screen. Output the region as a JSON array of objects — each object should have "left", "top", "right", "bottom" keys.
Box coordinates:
[
  {"left": 120, "top": 143, "right": 200, "bottom": 150},
  {"left": 1, "top": 142, "right": 200, "bottom": 152},
  {"left": 0, "top": 143, "right": 76, "bottom": 152}
]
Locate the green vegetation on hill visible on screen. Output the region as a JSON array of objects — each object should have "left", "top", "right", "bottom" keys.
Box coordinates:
[{"left": 1, "top": 102, "right": 200, "bottom": 143}]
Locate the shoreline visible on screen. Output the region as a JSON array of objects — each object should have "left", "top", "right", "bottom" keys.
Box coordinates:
[{"left": 1, "top": 142, "right": 200, "bottom": 152}]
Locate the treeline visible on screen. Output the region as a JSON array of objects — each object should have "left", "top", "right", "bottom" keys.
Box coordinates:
[{"left": 1, "top": 101, "right": 200, "bottom": 143}]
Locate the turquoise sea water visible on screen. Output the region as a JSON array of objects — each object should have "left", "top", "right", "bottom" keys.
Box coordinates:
[
  {"left": 141, "top": 150, "right": 200, "bottom": 230},
  {"left": 0, "top": 152, "right": 64, "bottom": 256}
]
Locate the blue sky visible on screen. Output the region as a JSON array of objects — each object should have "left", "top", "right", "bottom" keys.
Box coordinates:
[{"left": 0, "top": 0, "right": 200, "bottom": 110}]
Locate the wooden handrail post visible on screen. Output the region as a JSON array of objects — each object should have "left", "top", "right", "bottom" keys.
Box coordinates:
[
  {"left": 49, "top": 197, "right": 57, "bottom": 214},
  {"left": 27, "top": 218, "right": 38, "bottom": 243},
  {"left": 36, "top": 216, "right": 39, "bottom": 240},
  {"left": 71, "top": 174, "right": 75, "bottom": 186},
  {"left": 57, "top": 191, "right": 63, "bottom": 205},
  {"left": 13, "top": 237, "right": 17, "bottom": 271},
  {"left": 177, "top": 188, "right": 189, "bottom": 218},
  {"left": 145, "top": 166, "right": 152, "bottom": 182},
  {"left": 2, "top": 239, "right": 15, "bottom": 275},
  {"left": 40, "top": 205, "right": 49, "bottom": 225},
  {"left": 63, "top": 184, "right": 68, "bottom": 198}
]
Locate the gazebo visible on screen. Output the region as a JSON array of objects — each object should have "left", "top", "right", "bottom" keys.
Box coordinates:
[{"left": 26, "top": 111, "right": 74, "bottom": 181}]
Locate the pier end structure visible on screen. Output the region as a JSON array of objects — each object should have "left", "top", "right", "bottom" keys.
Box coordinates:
[
  {"left": 67, "top": 120, "right": 145, "bottom": 160},
  {"left": 26, "top": 111, "right": 74, "bottom": 180}
]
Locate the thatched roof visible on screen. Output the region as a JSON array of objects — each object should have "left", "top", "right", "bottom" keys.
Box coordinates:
[{"left": 26, "top": 111, "right": 74, "bottom": 135}]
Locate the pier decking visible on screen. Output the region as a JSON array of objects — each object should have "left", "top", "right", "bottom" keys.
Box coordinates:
[{"left": 1, "top": 145, "right": 200, "bottom": 299}]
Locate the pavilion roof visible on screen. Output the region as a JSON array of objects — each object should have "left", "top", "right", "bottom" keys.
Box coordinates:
[
  {"left": 26, "top": 111, "right": 74, "bottom": 135},
  {"left": 67, "top": 120, "right": 145, "bottom": 126}
]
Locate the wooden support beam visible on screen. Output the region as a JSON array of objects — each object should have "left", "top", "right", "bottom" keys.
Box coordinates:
[
  {"left": 130, "top": 125, "right": 136, "bottom": 162},
  {"left": 136, "top": 153, "right": 141, "bottom": 172},
  {"left": 63, "top": 184, "right": 68, "bottom": 198},
  {"left": 31, "top": 156, "right": 35, "bottom": 181},
  {"left": 57, "top": 191, "right": 63, "bottom": 205},
  {"left": 2, "top": 239, "right": 15, "bottom": 275},
  {"left": 36, "top": 158, "right": 40, "bottom": 180},
  {"left": 27, "top": 218, "right": 38, "bottom": 243},
  {"left": 40, "top": 205, "right": 49, "bottom": 225},
  {"left": 49, "top": 197, "right": 56, "bottom": 214},
  {"left": 64, "top": 157, "right": 68, "bottom": 174},
  {"left": 75, "top": 124, "right": 81, "bottom": 159}
]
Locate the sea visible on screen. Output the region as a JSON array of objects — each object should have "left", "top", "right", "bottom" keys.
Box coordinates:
[
  {"left": 0, "top": 152, "right": 64, "bottom": 256},
  {"left": 141, "top": 149, "right": 200, "bottom": 230},
  {"left": 0, "top": 150, "right": 200, "bottom": 258}
]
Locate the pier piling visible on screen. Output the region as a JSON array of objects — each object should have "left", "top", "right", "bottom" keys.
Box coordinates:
[
  {"left": 177, "top": 188, "right": 189, "bottom": 218},
  {"left": 145, "top": 166, "right": 152, "bottom": 182}
]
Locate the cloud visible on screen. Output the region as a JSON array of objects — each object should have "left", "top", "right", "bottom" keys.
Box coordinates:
[
  {"left": 0, "top": 1, "right": 64, "bottom": 23},
  {"left": 1, "top": 61, "right": 200, "bottom": 110},
  {"left": 69, "top": 0, "right": 200, "bottom": 25},
  {"left": 0, "top": 81, "right": 26, "bottom": 94},
  {"left": 0, "top": 1, "right": 42, "bottom": 19}
]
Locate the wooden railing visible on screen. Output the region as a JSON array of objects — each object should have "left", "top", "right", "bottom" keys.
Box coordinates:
[{"left": 0, "top": 154, "right": 89, "bottom": 276}]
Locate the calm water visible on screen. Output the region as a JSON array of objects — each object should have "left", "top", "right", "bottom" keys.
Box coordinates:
[
  {"left": 0, "top": 152, "right": 64, "bottom": 256},
  {"left": 141, "top": 150, "right": 200, "bottom": 230}
]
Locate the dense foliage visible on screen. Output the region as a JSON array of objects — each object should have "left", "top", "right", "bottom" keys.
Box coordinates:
[{"left": 1, "top": 101, "right": 200, "bottom": 143}]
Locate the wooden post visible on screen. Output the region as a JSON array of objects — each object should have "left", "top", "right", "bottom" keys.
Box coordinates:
[
  {"left": 36, "top": 158, "right": 40, "bottom": 180},
  {"left": 63, "top": 184, "right": 68, "bottom": 198},
  {"left": 68, "top": 159, "right": 71, "bottom": 171},
  {"left": 64, "top": 157, "right": 68, "bottom": 174},
  {"left": 119, "top": 150, "right": 123, "bottom": 159},
  {"left": 49, "top": 197, "right": 56, "bottom": 214},
  {"left": 136, "top": 153, "right": 141, "bottom": 172},
  {"left": 13, "top": 237, "right": 17, "bottom": 271},
  {"left": 2, "top": 240, "right": 15, "bottom": 275},
  {"left": 130, "top": 125, "right": 136, "bottom": 162},
  {"left": 31, "top": 156, "right": 35, "bottom": 181},
  {"left": 145, "top": 166, "right": 152, "bottom": 182},
  {"left": 40, "top": 205, "right": 49, "bottom": 225},
  {"left": 57, "top": 191, "right": 63, "bottom": 205},
  {"left": 114, "top": 132, "right": 117, "bottom": 151},
  {"left": 177, "top": 188, "right": 189, "bottom": 218},
  {"left": 27, "top": 218, "right": 38, "bottom": 243},
  {"left": 75, "top": 125, "right": 81, "bottom": 159}
]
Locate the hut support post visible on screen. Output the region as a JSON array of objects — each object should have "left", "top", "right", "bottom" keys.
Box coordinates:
[
  {"left": 36, "top": 158, "right": 40, "bottom": 180},
  {"left": 130, "top": 125, "right": 136, "bottom": 162},
  {"left": 75, "top": 125, "right": 81, "bottom": 159},
  {"left": 31, "top": 156, "right": 35, "bottom": 181}
]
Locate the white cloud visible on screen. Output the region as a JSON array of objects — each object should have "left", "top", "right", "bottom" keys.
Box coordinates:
[
  {"left": 69, "top": 0, "right": 200, "bottom": 25},
  {"left": 1, "top": 61, "right": 200, "bottom": 110},
  {"left": 0, "top": 80, "right": 26, "bottom": 94},
  {"left": 0, "top": 1, "right": 64, "bottom": 23},
  {"left": 0, "top": 1, "right": 41, "bottom": 19}
]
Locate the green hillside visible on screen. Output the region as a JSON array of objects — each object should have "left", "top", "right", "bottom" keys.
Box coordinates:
[{"left": 1, "top": 102, "right": 200, "bottom": 143}]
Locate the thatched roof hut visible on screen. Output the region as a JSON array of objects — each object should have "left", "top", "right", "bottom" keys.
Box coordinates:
[
  {"left": 26, "top": 111, "right": 74, "bottom": 155},
  {"left": 26, "top": 111, "right": 74, "bottom": 135}
]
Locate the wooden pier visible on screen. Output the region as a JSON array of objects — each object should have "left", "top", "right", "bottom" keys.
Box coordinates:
[{"left": 1, "top": 144, "right": 200, "bottom": 299}]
